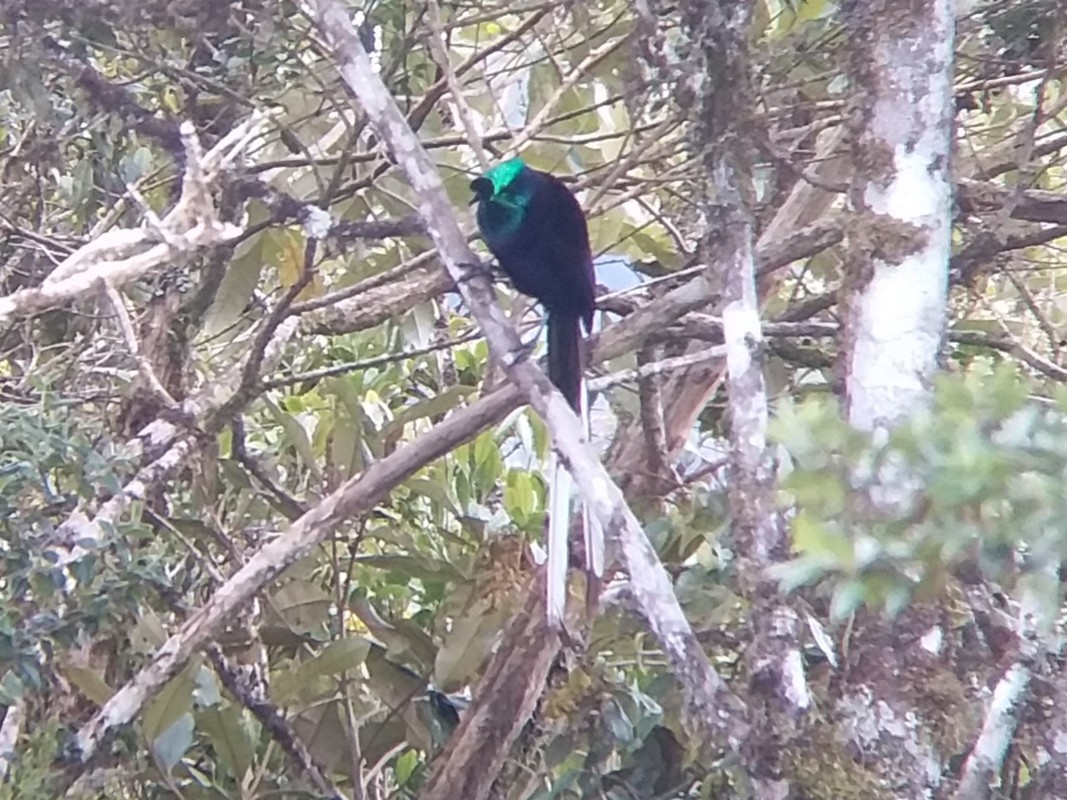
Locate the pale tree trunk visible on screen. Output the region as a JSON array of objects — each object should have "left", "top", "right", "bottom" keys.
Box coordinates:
[
  {"left": 838, "top": 3, "right": 966, "bottom": 799},
  {"left": 678, "top": 1, "right": 810, "bottom": 797},
  {"left": 841, "top": 2, "right": 953, "bottom": 429}
]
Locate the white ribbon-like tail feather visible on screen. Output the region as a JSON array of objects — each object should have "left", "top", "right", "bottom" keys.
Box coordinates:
[
  {"left": 580, "top": 379, "right": 604, "bottom": 579},
  {"left": 546, "top": 450, "right": 571, "bottom": 628}
]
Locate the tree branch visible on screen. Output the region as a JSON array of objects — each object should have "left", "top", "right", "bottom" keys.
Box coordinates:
[
  {"left": 64, "top": 386, "right": 522, "bottom": 772},
  {"left": 0, "top": 117, "right": 265, "bottom": 324},
  {"left": 305, "top": 0, "right": 747, "bottom": 776}
]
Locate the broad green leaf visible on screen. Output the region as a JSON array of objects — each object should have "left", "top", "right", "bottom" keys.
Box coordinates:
[
  {"left": 60, "top": 662, "right": 113, "bottom": 706},
  {"left": 365, "top": 645, "right": 426, "bottom": 710},
  {"left": 265, "top": 399, "right": 321, "bottom": 481},
  {"left": 193, "top": 665, "right": 221, "bottom": 708},
  {"left": 354, "top": 603, "right": 439, "bottom": 670},
  {"left": 403, "top": 477, "right": 462, "bottom": 518},
  {"left": 792, "top": 513, "right": 851, "bottom": 564},
  {"left": 197, "top": 704, "right": 256, "bottom": 781},
  {"left": 203, "top": 212, "right": 270, "bottom": 338},
  {"left": 128, "top": 609, "right": 168, "bottom": 654},
  {"left": 330, "top": 415, "right": 361, "bottom": 478},
  {"left": 829, "top": 580, "right": 865, "bottom": 622},
  {"left": 143, "top": 661, "right": 199, "bottom": 742},
  {"left": 504, "top": 469, "right": 537, "bottom": 526},
  {"left": 383, "top": 385, "right": 475, "bottom": 451},
  {"left": 291, "top": 701, "right": 353, "bottom": 773},
  {"left": 433, "top": 598, "right": 506, "bottom": 692},
  {"left": 358, "top": 554, "right": 464, "bottom": 583},
  {"left": 152, "top": 713, "right": 194, "bottom": 774},
  {"left": 394, "top": 748, "right": 420, "bottom": 786},
  {"left": 273, "top": 636, "right": 372, "bottom": 705},
  {"left": 267, "top": 579, "right": 332, "bottom": 635}
]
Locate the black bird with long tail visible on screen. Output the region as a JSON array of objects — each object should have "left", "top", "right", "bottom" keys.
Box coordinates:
[{"left": 470, "top": 158, "right": 602, "bottom": 628}]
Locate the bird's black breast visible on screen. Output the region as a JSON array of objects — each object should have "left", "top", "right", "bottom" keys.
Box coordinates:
[{"left": 480, "top": 171, "right": 595, "bottom": 329}]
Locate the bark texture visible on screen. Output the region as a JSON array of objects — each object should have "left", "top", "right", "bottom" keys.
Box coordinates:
[
  {"left": 836, "top": 5, "right": 989, "bottom": 800},
  {"left": 841, "top": 0, "right": 955, "bottom": 430},
  {"left": 680, "top": 2, "right": 805, "bottom": 797}
]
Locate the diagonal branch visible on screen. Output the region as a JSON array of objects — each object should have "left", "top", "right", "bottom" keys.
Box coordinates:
[
  {"left": 304, "top": 0, "right": 747, "bottom": 773},
  {"left": 64, "top": 386, "right": 522, "bottom": 772}
]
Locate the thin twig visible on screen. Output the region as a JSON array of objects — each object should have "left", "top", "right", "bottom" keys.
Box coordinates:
[
  {"left": 426, "top": 0, "right": 491, "bottom": 172},
  {"left": 99, "top": 280, "right": 177, "bottom": 408},
  {"left": 588, "top": 346, "right": 727, "bottom": 392},
  {"left": 263, "top": 329, "right": 484, "bottom": 390}
]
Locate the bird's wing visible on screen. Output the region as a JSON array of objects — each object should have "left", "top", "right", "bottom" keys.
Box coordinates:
[{"left": 538, "top": 175, "right": 596, "bottom": 326}]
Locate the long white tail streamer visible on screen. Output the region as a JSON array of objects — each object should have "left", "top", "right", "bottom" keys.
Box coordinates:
[
  {"left": 545, "top": 377, "right": 604, "bottom": 628},
  {"left": 581, "top": 380, "right": 604, "bottom": 579},
  {"left": 545, "top": 451, "right": 571, "bottom": 628}
]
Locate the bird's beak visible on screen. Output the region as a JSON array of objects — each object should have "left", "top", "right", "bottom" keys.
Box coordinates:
[{"left": 469, "top": 177, "right": 491, "bottom": 205}]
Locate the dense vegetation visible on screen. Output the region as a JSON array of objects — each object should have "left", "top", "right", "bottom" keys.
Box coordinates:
[{"left": 0, "top": 1, "right": 1065, "bottom": 798}]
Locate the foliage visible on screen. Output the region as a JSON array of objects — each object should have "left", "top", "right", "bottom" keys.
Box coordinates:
[
  {"left": 0, "top": 0, "right": 1064, "bottom": 797},
  {"left": 0, "top": 391, "right": 145, "bottom": 701},
  {"left": 773, "top": 362, "right": 1067, "bottom": 621}
]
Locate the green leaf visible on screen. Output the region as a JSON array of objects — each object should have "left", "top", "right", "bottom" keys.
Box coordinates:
[
  {"left": 265, "top": 399, "right": 322, "bottom": 481},
  {"left": 203, "top": 217, "right": 269, "bottom": 338},
  {"left": 291, "top": 701, "right": 352, "bottom": 774},
  {"left": 142, "top": 661, "right": 198, "bottom": 742},
  {"left": 197, "top": 704, "right": 256, "bottom": 780},
  {"left": 792, "top": 513, "right": 851, "bottom": 565},
  {"left": 330, "top": 416, "right": 361, "bottom": 479},
  {"left": 504, "top": 470, "right": 537, "bottom": 526},
  {"left": 358, "top": 554, "right": 464, "bottom": 583},
  {"left": 193, "top": 665, "right": 221, "bottom": 708},
  {"left": 60, "top": 662, "right": 113, "bottom": 706},
  {"left": 404, "top": 477, "right": 462, "bottom": 518},
  {"left": 365, "top": 645, "right": 426, "bottom": 709},
  {"left": 769, "top": 556, "right": 830, "bottom": 593},
  {"left": 797, "top": 0, "right": 836, "bottom": 21},
  {"left": 307, "top": 636, "right": 372, "bottom": 678},
  {"left": 829, "top": 580, "right": 865, "bottom": 622},
  {"left": 152, "top": 713, "right": 194, "bottom": 774},
  {"left": 267, "top": 579, "right": 332, "bottom": 635},
  {"left": 273, "top": 637, "right": 372, "bottom": 704},
  {"left": 433, "top": 598, "right": 507, "bottom": 692},
  {"left": 394, "top": 748, "right": 420, "bottom": 786},
  {"left": 128, "top": 609, "right": 168, "bottom": 654},
  {"left": 383, "top": 385, "right": 475, "bottom": 450},
  {"left": 354, "top": 601, "right": 438, "bottom": 669}
]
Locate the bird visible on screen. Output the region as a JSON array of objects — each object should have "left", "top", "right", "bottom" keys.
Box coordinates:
[{"left": 470, "top": 158, "right": 603, "bottom": 628}]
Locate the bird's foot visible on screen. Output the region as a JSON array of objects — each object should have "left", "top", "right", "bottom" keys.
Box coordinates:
[
  {"left": 456, "top": 260, "right": 498, "bottom": 286},
  {"left": 499, "top": 337, "right": 536, "bottom": 369}
]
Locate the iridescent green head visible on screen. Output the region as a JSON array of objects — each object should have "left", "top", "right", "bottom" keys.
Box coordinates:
[
  {"left": 470, "top": 158, "right": 538, "bottom": 242},
  {"left": 470, "top": 158, "right": 529, "bottom": 203}
]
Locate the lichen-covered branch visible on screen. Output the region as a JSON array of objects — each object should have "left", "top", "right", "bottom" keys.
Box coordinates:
[
  {"left": 679, "top": 1, "right": 803, "bottom": 796},
  {"left": 841, "top": 0, "right": 954, "bottom": 429},
  {"left": 835, "top": 3, "right": 959, "bottom": 797},
  {"left": 0, "top": 117, "right": 264, "bottom": 325},
  {"left": 303, "top": 0, "right": 748, "bottom": 781}
]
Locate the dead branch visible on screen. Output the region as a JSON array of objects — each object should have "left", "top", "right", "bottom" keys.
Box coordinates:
[{"left": 0, "top": 117, "right": 268, "bottom": 325}]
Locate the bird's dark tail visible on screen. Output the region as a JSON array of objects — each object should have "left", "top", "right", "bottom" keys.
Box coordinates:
[
  {"left": 545, "top": 312, "right": 603, "bottom": 629},
  {"left": 547, "top": 312, "right": 583, "bottom": 411}
]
